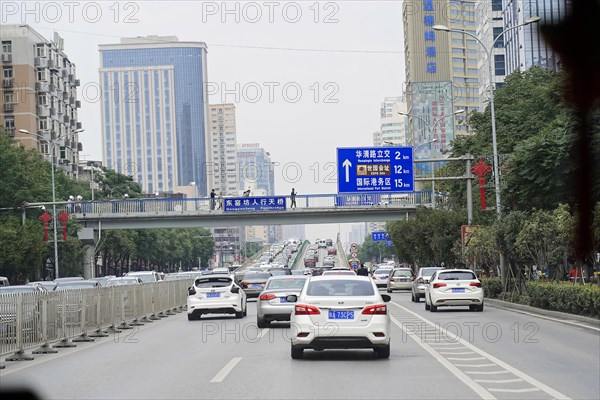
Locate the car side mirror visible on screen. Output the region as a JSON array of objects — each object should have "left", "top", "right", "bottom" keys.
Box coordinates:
[
  {"left": 381, "top": 294, "right": 391, "bottom": 303},
  {"left": 188, "top": 286, "right": 196, "bottom": 296},
  {"left": 286, "top": 294, "right": 298, "bottom": 303},
  {"left": 231, "top": 286, "right": 240, "bottom": 293}
]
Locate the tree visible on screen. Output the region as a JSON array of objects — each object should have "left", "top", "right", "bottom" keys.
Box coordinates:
[
  {"left": 357, "top": 236, "right": 396, "bottom": 264},
  {"left": 96, "top": 167, "right": 142, "bottom": 199}
]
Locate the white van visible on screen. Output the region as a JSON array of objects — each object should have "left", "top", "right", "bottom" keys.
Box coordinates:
[{"left": 0, "top": 276, "right": 9, "bottom": 286}]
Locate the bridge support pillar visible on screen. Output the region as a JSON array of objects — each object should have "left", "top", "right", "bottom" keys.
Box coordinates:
[{"left": 78, "top": 228, "right": 97, "bottom": 279}]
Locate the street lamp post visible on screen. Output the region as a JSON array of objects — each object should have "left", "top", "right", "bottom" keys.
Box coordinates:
[
  {"left": 433, "top": 16, "right": 541, "bottom": 282},
  {"left": 393, "top": 109, "right": 465, "bottom": 208},
  {"left": 18, "top": 128, "right": 85, "bottom": 279}
]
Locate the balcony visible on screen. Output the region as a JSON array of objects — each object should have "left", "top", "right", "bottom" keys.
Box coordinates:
[
  {"left": 63, "top": 115, "right": 70, "bottom": 123},
  {"left": 1, "top": 53, "right": 12, "bottom": 63},
  {"left": 49, "top": 107, "right": 56, "bottom": 116},
  {"left": 3, "top": 78, "right": 13, "bottom": 88},
  {"left": 62, "top": 69, "right": 68, "bottom": 79},
  {"left": 3, "top": 102, "right": 14, "bottom": 112},
  {"left": 35, "top": 82, "right": 48, "bottom": 92},
  {"left": 69, "top": 96, "right": 75, "bottom": 105},
  {"left": 37, "top": 105, "right": 50, "bottom": 117},
  {"left": 62, "top": 92, "right": 69, "bottom": 101},
  {"left": 75, "top": 100, "right": 81, "bottom": 108},
  {"left": 48, "top": 59, "right": 58, "bottom": 71},
  {"left": 74, "top": 79, "right": 80, "bottom": 87}
]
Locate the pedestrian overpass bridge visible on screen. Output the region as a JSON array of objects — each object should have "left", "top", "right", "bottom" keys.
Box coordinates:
[{"left": 61, "top": 192, "right": 436, "bottom": 230}]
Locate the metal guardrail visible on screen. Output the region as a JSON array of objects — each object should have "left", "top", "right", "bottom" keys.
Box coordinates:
[{"left": 0, "top": 280, "right": 190, "bottom": 362}]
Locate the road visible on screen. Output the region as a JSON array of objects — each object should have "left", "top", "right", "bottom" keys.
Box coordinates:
[{"left": 1, "top": 289, "right": 598, "bottom": 400}]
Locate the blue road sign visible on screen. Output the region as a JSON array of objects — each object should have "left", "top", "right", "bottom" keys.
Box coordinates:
[
  {"left": 337, "top": 147, "right": 414, "bottom": 194},
  {"left": 372, "top": 232, "right": 389, "bottom": 242},
  {"left": 224, "top": 196, "right": 286, "bottom": 212},
  {"left": 386, "top": 240, "right": 394, "bottom": 247},
  {"left": 336, "top": 194, "right": 381, "bottom": 207}
]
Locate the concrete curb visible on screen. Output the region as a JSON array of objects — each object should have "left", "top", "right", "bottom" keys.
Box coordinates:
[{"left": 485, "top": 298, "right": 600, "bottom": 332}]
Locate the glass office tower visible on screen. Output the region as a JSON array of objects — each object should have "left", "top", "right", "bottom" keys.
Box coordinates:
[{"left": 99, "top": 36, "right": 209, "bottom": 195}]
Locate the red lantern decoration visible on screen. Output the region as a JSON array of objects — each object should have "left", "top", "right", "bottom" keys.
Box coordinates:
[
  {"left": 38, "top": 212, "right": 52, "bottom": 242},
  {"left": 471, "top": 159, "right": 493, "bottom": 211},
  {"left": 58, "top": 211, "right": 70, "bottom": 241}
]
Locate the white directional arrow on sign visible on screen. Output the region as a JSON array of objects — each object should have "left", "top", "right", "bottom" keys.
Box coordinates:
[{"left": 342, "top": 159, "right": 352, "bottom": 182}]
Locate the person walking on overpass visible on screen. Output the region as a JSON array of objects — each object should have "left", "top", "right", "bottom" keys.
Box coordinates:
[
  {"left": 210, "top": 189, "right": 216, "bottom": 210},
  {"left": 290, "top": 188, "right": 297, "bottom": 209}
]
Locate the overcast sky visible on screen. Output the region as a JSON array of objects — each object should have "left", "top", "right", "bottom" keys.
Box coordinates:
[{"left": 4, "top": 0, "right": 406, "bottom": 243}]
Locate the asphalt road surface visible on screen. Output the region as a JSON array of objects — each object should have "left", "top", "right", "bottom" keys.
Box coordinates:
[{"left": 1, "top": 289, "right": 598, "bottom": 400}]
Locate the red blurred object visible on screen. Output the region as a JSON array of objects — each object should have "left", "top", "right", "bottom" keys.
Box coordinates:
[{"left": 38, "top": 212, "right": 52, "bottom": 242}]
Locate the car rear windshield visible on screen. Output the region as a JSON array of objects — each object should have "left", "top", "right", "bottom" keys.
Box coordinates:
[
  {"left": 195, "top": 277, "right": 232, "bottom": 288},
  {"left": 307, "top": 280, "right": 375, "bottom": 296},
  {"left": 374, "top": 269, "right": 392, "bottom": 274},
  {"left": 437, "top": 271, "right": 476, "bottom": 280},
  {"left": 393, "top": 270, "right": 413, "bottom": 277},
  {"left": 266, "top": 278, "right": 307, "bottom": 290}
]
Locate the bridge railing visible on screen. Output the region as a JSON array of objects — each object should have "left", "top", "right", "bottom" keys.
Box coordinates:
[
  {"left": 0, "top": 280, "right": 190, "bottom": 361},
  {"left": 57, "top": 191, "right": 434, "bottom": 217}
]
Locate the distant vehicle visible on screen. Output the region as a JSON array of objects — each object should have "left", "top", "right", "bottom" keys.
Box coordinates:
[
  {"left": 371, "top": 268, "right": 393, "bottom": 288},
  {"left": 321, "top": 270, "right": 356, "bottom": 276},
  {"left": 425, "top": 269, "right": 483, "bottom": 312},
  {"left": 269, "top": 268, "right": 292, "bottom": 276},
  {"left": 327, "top": 246, "right": 337, "bottom": 255},
  {"left": 256, "top": 275, "right": 309, "bottom": 328},
  {"left": 54, "top": 280, "right": 101, "bottom": 290},
  {"left": 124, "top": 271, "right": 160, "bottom": 283},
  {"left": 187, "top": 276, "right": 247, "bottom": 320},
  {"left": 27, "top": 281, "right": 57, "bottom": 291},
  {"left": 325, "top": 239, "right": 333, "bottom": 247},
  {"left": 54, "top": 277, "right": 84, "bottom": 283},
  {"left": 0, "top": 276, "right": 9, "bottom": 286},
  {"left": 386, "top": 268, "right": 414, "bottom": 292},
  {"left": 0, "top": 285, "right": 47, "bottom": 294},
  {"left": 89, "top": 276, "right": 115, "bottom": 287},
  {"left": 105, "top": 277, "right": 143, "bottom": 286},
  {"left": 318, "top": 239, "right": 327, "bottom": 248},
  {"left": 411, "top": 267, "right": 444, "bottom": 302},
  {"left": 239, "top": 272, "right": 272, "bottom": 298}
]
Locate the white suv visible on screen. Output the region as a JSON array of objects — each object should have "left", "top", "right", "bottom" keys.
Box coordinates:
[{"left": 288, "top": 275, "right": 391, "bottom": 359}]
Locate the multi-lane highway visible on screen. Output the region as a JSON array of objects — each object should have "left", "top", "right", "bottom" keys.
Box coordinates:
[{"left": 1, "top": 288, "right": 598, "bottom": 400}]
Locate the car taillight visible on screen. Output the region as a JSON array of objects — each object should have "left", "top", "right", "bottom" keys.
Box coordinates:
[
  {"left": 433, "top": 283, "right": 447, "bottom": 288},
  {"left": 418, "top": 277, "right": 424, "bottom": 284},
  {"left": 469, "top": 282, "right": 482, "bottom": 287},
  {"left": 259, "top": 293, "right": 276, "bottom": 301},
  {"left": 294, "top": 304, "right": 320, "bottom": 315},
  {"left": 240, "top": 281, "right": 249, "bottom": 286},
  {"left": 362, "top": 304, "right": 387, "bottom": 315}
]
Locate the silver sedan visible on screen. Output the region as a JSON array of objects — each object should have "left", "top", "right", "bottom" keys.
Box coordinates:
[{"left": 256, "top": 275, "right": 308, "bottom": 328}]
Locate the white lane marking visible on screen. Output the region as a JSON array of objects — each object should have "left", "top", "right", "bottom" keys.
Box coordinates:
[
  {"left": 428, "top": 342, "right": 463, "bottom": 346},
  {"left": 447, "top": 357, "right": 486, "bottom": 361},
  {"left": 390, "top": 315, "right": 496, "bottom": 400},
  {"left": 391, "top": 301, "right": 572, "bottom": 400},
  {"left": 439, "top": 351, "right": 476, "bottom": 355},
  {"left": 432, "top": 346, "right": 466, "bottom": 350},
  {"left": 260, "top": 329, "right": 270, "bottom": 338},
  {"left": 210, "top": 357, "right": 242, "bottom": 383},
  {"left": 466, "top": 371, "right": 511, "bottom": 375},
  {"left": 474, "top": 379, "right": 523, "bottom": 384},
  {"left": 454, "top": 364, "right": 497, "bottom": 368},
  {"left": 487, "top": 303, "right": 600, "bottom": 333},
  {"left": 488, "top": 388, "right": 541, "bottom": 393}
]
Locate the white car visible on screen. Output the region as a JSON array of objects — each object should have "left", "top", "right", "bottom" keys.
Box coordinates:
[
  {"left": 371, "top": 268, "right": 393, "bottom": 288},
  {"left": 187, "top": 275, "right": 247, "bottom": 320},
  {"left": 425, "top": 269, "right": 483, "bottom": 312},
  {"left": 288, "top": 276, "right": 391, "bottom": 359}
]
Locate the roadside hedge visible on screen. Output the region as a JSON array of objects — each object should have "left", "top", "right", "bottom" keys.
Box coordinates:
[{"left": 482, "top": 278, "right": 600, "bottom": 319}]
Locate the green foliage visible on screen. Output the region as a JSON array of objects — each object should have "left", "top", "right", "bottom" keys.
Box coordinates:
[
  {"left": 525, "top": 282, "right": 600, "bottom": 318},
  {"left": 387, "top": 208, "right": 466, "bottom": 267},
  {"left": 357, "top": 236, "right": 396, "bottom": 264},
  {"left": 481, "top": 278, "right": 502, "bottom": 299},
  {"left": 0, "top": 215, "right": 46, "bottom": 283},
  {"left": 242, "top": 242, "right": 263, "bottom": 259},
  {"left": 96, "top": 167, "right": 142, "bottom": 199}
]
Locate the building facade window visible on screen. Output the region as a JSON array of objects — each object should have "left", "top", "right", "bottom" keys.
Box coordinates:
[
  {"left": 494, "top": 54, "right": 506, "bottom": 76},
  {"left": 1, "top": 41, "right": 11, "bottom": 53},
  {"left": 493, "top": 27, "right": 504, "bottom": 48}
]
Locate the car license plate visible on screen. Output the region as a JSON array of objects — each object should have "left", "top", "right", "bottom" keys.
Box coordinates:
[
  {"left": 328, "top": 310, "right": 354, "bottom": 320},
  {"left": 252, "top": 283, "right": 262, "bottom": 288},
  {"left": 399, "top": 278, "right": 407, "bottom": 281},
  {"left": 206, "top": 292, "right": 220, "bottom": 298},
  {"left": 452, "top": 288, "right": 465, "bottom": 293},
  {"left": 280, "top": 297, "right": 287, "bottom": 303}
]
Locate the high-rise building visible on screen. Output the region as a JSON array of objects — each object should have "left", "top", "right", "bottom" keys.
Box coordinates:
[
  {"left": 403, "top": 0, "right": 480, "bottom": 155},
  {"left": 1, "top": 25, "right": 83, "bottom": 178},
  {"left": 208, "top": 103, "right": 238, "bottom": 196},
  {"left": 282, "top": 225, "right": 306, "bottom": 241},
  {"left": 237, "top": 143, "right": 275, "bottom": 195},
  {"left": 98, "top": 36, "right": 209, "bottom": 194},
  {"left": 374, "top": 96, "right": 409, "bottom": 147},
  {"left": 476, "top": 0, "right": 508, "bottom": 111},
  {"left": 502, "top": 0, "right": 569, "bottom": 76}
]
